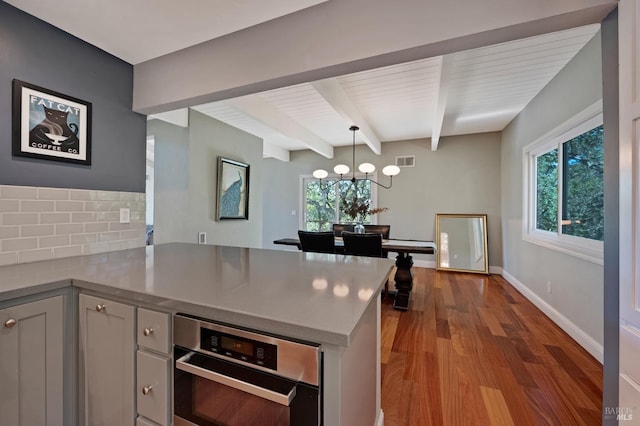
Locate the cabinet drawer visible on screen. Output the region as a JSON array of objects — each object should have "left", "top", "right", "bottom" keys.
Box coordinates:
[
  {"left": 137, "top": 308, "right": 171, "bottom": 354},
  {"left": 136, "top": 351, "right": 170, "bottom": 426}
]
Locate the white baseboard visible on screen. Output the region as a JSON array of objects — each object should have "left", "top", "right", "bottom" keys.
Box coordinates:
[
  {"left": 501, "top": 269, "right": 603, "bottom": 364},
  {"left": 408, "top": 259, "right": 502, "bottom": 274}
]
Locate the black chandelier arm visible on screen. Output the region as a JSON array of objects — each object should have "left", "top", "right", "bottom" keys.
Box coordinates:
[{"left": 368, "top": 176, "right": 393, "bottom": 189}]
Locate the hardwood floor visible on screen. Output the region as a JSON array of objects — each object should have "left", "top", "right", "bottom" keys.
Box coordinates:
[{"left": 381, "top": 268, "right": 603, "bottom": 426}]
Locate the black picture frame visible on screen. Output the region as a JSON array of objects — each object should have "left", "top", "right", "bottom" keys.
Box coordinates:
[
  {"left": 12, "top": 79, "right": 92, "bottom": 165},
  {"left": 216, "top": 157, "right": 250, "bottom": 220}
]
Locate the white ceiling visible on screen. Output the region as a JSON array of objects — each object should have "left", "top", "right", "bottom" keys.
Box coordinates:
[
  {"left": 191, "top": 23, "right": 600, "bottom": 160},
  {"left": 7, "top": 1, "right": 600, "bottom": 161}
]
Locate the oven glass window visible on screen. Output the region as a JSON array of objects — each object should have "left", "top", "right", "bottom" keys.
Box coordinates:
[{"left": 193, "top": 376, "right": 290, "bottom": 425}]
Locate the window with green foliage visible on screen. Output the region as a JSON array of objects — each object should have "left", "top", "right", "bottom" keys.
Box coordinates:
[
  {"left": 302, "top": 176, "right": 373, "bottom": 231},
  {"left": 524, "top": 103, "right": 603, "bottom": 264}
]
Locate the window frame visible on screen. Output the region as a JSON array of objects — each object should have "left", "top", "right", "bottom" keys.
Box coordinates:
[
  {"left": 299, "top": 172, "right": 379, "bottom": 231},
  {"left": 522, "top": 101, "right": 603, "bottom": 265}
]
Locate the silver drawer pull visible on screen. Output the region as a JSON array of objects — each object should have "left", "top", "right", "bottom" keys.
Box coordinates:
[
  {"left": 142, "top": 385, "right": 153, "bottom": 395},
  {"left": 143, "top": 327, "right": 154, "bottom": 336},
  {"left": 4, "top": 318, "right": 17, "bottom": 328},
  {"left": 95, "top": 304, "right": 106, "bottom": 312},
  {"left": 176, "top": 353, "right": 296, "bottom": 406}
]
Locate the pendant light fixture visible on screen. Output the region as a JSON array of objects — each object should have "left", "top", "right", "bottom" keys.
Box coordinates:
[{"left": 312, "top": 126, "right": 400, "bottom": 189}]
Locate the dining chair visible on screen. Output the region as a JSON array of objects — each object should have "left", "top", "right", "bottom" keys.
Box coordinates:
[
  {"left": 363, "top": 224, "right": 391, "bottom": 239},
  {"left": 342, "top": 231, "right": 390, "bottom": 298},
  {"left": 332, "top": 223, "right": 355, "bottom": 237},
  {"left": 297, "top": 230, "right": 336, "bottom": 254}
]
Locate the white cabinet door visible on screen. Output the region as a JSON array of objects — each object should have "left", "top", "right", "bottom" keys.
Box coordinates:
[
  {"left": 619, "top": 0, "right": 640, "bottom": 419},
  {"left": 0, "top": 296, "right": 64, "bottom": 426},
  {"left": 79, "top": 294, "right": 135, "bottom": 426}
]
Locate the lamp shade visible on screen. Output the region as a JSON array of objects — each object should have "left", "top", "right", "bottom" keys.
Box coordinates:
[
  {"left": 382, "top": 165, "right": 400, "bottom": 176},
  {"left": 312, "top": 169, "right": 329, "bottom": 179},
  {"left": 358, "top": 163, "right": 376, "bottom": 174},
  {"left": 333, "top": 164, "right": 350, "bottom": 175}
]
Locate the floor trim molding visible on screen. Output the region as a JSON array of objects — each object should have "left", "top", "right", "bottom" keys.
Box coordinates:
[{"left": 501, "top": 268, "right": 603, "bottom": 364}]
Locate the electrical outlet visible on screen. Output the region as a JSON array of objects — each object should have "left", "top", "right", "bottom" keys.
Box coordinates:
[
  {"left": 198, "top": 232, "right": 207, "bottom": 244},
  {"left": 119, "top": 208, "right": 130, "bottom": 224},
  {"left": 547, "top": 281, "right": 552, "bottom": 293}
]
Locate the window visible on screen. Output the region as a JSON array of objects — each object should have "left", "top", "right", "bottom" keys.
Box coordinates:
[
  {"left": 302, "top": 175, "right": 376, "bottom": 231},
  {"left": 523, "top": 102, "right": 603, "bottom": 264}
]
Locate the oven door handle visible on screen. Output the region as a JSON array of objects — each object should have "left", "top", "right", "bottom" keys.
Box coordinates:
[{"left": 176, "top": 352, "right": 296, "bottom": 406}]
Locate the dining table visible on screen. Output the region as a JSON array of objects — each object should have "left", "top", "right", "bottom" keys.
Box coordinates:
[{"left": 273, "top": 237, "right": 436, "bottom": 311}]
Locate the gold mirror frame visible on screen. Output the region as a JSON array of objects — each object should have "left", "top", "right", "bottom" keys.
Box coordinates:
[{"left": 436, "top": 213, "right": 489, "bottom": 274}]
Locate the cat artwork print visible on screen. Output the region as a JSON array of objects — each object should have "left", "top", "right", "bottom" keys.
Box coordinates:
[
  {"left": 29, "top": 106, "right": 80, "bottom": 152},
  {"left": 13, "top": 79, "right": 92, "bottom": 165}
]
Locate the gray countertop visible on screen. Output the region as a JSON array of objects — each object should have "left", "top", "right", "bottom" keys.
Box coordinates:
[{"left": 0, "top": 243, "right": 393, "bottom": 346}]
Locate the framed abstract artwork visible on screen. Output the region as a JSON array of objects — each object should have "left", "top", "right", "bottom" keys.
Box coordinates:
[
  {"left": 12, "top": 79, "right": 92, "bottom": 165},
  {"left": 216, "top": 157, "right": 250, "bottom": 220}
]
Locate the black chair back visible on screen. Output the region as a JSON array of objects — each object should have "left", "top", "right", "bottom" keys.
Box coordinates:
[
  {"left": 342, "top": 231, "right": 383, "bottom": 258},
  {"left": 363, "top": 224, "right": 390, "bottom": 239},
  {"left": 297, "top": 230, "right": 335, "bottom": 254},
  {"left": 332, "top": 223, "right": 355, "bottom": 237}
]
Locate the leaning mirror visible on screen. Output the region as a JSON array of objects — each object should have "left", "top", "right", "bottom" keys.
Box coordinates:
[{"left": 436, "top": 213, "right": 489, "bottom": 274}]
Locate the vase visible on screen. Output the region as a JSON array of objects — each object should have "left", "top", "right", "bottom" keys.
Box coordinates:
[{"left": 354, "top": 222, "right": 365, "bottom": 234}]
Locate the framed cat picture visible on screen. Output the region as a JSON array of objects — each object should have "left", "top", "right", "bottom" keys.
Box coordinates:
[{"left": 12, "top": 79, "right": 92, "bottom": 165}]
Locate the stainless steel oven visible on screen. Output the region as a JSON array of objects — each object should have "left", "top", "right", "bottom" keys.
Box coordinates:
[{"left": 173, "top": 314, "right": 322, "bottom": 425}]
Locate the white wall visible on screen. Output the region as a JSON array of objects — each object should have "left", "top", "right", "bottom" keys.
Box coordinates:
[
  {"left": 262, "top": 132, "right": 503, "bottom": 268},
  {"left": 500, "top": 32, "right": 603, "bottom": 359},
  {"left": 149, "top": 110, "right": 264, "bottom": 248}
]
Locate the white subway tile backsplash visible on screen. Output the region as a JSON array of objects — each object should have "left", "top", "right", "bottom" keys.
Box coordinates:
[
  {"left": 97, "top": 191, "right": 120, "bottom": 201},
  {"left": 22, "top": 224, "right": 55, "bottom": 237},
  {"left": 85, "top": 222, "right": 108, "bottom": 233},
  {"left": 39, "top": 235, "right": 70, "bottom": 248},
  {"left": 2, "top": 186, "right": 38, "bottom": 199},
  {"left": 0, "top": 226, "right": 19, "bottom": 239},
  {"left": 0, "top": 200, "right": 20, "bottom": 212},
  {"left": 0, "top": 185, "right": 145, "bottom": 267},
  {"left": 97, "top": 211, "right": 119, "bottom": 222},
  {"left": 0, "top": 252, "right": 18, "bottom": 266},
  {"left": 40, "top": 212, "right": 71, "bottom": 224},
  {"left": 85, "top": 201, "right": 110, "bottom": 211},
  {"left": 3, "top": 237, "right": 38, "bottom": 252},
  {"left": 70, "top": 233, "right": 98, "bottom": 245},
  {"left": 54, "top": 245, "right": 83, "bottom": 258},
  {"left": 55, "top": 224, "right": 84, "bottom": 235},
  {"left": 3, "top": 213, "right": 39, "bottom": 225},
  {"left": 37, "top": 188, "right": 70, "bottom": 200},
  {"left": 19, "top": 248, "right": 54, "bottom": 263},
  {"left": 99, "top": 232, "right": 121, "bottom": 243},
  {"left": 84, "top": 242, "right": 109, "bottom": 254},
  {"left": 72, "top": 212, "right": 97, "bottom": 223},
  {"left": 69, "top": 189, "right": 97, "bottom": 201},
  {"left": 56, "top": 200, "right": 85, "bottom": 212},
  {"left": 21, "top": 200, "right": 55, "bottom": 212}
]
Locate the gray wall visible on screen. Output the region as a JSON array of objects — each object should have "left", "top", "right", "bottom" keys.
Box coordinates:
[
  {"left": 262, "top": 132, "right": 503, "bottom": 267},
  {"left": 147, "top": 120, "right": 190, "bottom": 243},
  {"left": 0, "top": 2, "right": 146, "bottom": 192},
  {"left": 501, "top": 33, "right": 603, "bottom": 348},
  {"left": 149, "top": 110, "right": 264, "bottom": 248}
]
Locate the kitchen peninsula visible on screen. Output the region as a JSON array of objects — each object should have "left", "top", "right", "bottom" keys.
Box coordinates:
[{"left": 0, "top": 243, "right": 393, "bottom": 426}]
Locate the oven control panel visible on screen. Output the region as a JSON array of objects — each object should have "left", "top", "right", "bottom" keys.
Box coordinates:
[{"left": 200, "top": 327, "right": 277, "bottom": 370}]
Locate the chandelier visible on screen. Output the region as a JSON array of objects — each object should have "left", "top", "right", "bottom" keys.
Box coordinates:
[{"left": 312, "top": 125, "right": 400, "bottom": 189}]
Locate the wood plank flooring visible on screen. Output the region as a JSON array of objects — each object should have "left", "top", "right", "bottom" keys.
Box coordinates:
[{"left": 381, "top": 268, "right": 603, "bottom": 425}]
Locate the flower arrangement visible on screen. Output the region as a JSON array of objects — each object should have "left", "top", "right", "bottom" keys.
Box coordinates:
[{"left": 340, "top": 194, "right": 388, "bottom": 223}]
